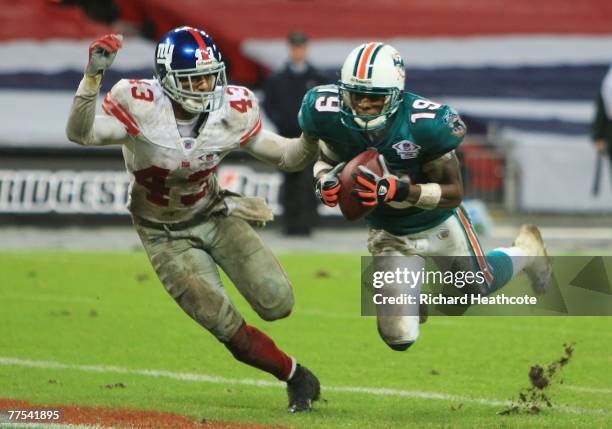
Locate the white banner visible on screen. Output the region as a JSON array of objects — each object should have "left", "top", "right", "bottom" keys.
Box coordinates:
[
  {"left": 0, "top": 166, "right": 290, "bottom": 215},
  {"left": 0, "top": 170, "right": 130, "bottom": 214},
  {"left": 504, "top": 130, "right": 612, "bottom": 212}
]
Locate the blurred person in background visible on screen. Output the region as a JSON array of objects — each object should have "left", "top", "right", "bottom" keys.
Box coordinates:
[
  {"left": 65, "top": 27, "right": 320, "bottom": 412},
  {"left": 591, "top": 65, "right": 612, "bottom": 194},
  {"left": 263, "top": 31, "right": 327, "bottom": 236}
]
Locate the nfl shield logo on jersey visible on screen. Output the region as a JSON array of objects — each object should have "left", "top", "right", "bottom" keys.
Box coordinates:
[
  {"left": 392, "top": 140, "right": 421, "bottom": 159},
  {"left": 181, "top": 138, "right": 195, "bottom": 150},
  {"left": 198, "top": 151, "right": 220, "bottom": 168}
]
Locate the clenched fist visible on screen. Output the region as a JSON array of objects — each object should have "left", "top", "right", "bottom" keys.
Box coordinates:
[{"left": 86, "top": 34, "right": 123, "bottom": 76}]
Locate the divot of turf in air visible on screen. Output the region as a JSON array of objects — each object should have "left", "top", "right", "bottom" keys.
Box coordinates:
[{"left": 499, "top": 342, "right": 575, "bottom": 415}]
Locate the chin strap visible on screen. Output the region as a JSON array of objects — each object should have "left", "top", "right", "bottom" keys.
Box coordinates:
[
  {"left": 351, "top": 101, "right": 399, "bottom": 132},
  {"left": 353, "top": 114, "right": 387, "bottom": 131}
]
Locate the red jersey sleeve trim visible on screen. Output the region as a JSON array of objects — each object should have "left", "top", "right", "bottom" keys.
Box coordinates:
[
  {"left": 102, "top": 93, "right": 141, "bottom": 136},
  {"left": 239, "top": 117, "right": 262, "bottom": 147}
]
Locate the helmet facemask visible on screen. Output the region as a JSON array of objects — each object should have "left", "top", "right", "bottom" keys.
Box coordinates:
[
  {"left": 338, "top": 83, "right": 401, "bottom": 131},
  {"left": 160, "top": 62, "right": 227, "bottom": 114}
]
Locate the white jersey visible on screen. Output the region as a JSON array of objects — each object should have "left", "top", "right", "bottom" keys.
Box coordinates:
[{"left": 102, "top": 79, "right": 262, "bottom": 223}]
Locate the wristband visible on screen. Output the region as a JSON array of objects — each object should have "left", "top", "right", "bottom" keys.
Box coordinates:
[
  {"left": 415, "top": 183, "right": 442, "bottom": 209},
  {"left": 79, "top": 74, "right": 103, "bottom": 95},
  {"left": 313, "top": 160, "right": 333, "bottom": 178}
]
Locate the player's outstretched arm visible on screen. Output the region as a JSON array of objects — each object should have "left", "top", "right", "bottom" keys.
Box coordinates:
[
  {"left": 243, "top": 130, "right": 319, "bottom": 172},
  {"left": 66, "top": 34, "right": 129, "bottom": 146}
]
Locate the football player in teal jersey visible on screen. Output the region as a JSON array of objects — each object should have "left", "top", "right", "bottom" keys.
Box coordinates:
[{"left": 299, "top": 42, "right": 552, "bottom": 350}]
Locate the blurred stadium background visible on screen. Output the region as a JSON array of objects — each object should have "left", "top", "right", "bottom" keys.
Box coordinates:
[{"left": 1, "top": 0, "right": 612, "bottom": 252}]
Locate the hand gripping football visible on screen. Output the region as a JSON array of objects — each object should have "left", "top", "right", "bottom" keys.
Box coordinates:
[{"left": 338, "top": 148, "right": 383, "bottom": 220}]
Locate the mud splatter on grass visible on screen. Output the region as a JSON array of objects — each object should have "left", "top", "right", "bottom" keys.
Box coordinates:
[{"left": 499, "top": 343, "right": 574, "bottom": 415}]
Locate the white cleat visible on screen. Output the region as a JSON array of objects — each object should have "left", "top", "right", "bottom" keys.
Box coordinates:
[{"left": 513, "top": 224, "right": 552, "bottom": 294}]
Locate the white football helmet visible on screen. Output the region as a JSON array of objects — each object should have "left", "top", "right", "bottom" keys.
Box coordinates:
[{"left": 338, "top": 43, "right": 405, "bottom": 131}]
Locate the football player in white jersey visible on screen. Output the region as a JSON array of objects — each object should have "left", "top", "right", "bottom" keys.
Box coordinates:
[{"left": 66, "top": 27, "right": 319, "bottom": 413}]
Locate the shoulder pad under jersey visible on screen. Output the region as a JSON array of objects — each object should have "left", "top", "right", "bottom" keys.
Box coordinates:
[
  {"left": 102, "top": 78, "right": 161, "bottom": 136},
  {"left": 404, "top": 92, "right": 466, "bottom": 157}
]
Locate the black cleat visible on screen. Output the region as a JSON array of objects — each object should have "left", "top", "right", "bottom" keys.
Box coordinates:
[{"left": 287, "top": 364, "right": 320, "bottom": 413}]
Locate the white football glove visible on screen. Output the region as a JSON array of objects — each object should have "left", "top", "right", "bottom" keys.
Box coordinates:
[{"left": 86, "top": 34, "right": 123, "bottom": 77}]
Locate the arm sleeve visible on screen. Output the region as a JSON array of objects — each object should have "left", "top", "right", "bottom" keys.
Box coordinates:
[
  {"left": 318, "top": 140, "right": 341, "bottom": 163},
  {"left": 66, "top": 75, "right": 130, "bottom": 146},
  {"left": 313, "top": 139, "right": 341, "bottom": 177},
  {"left": 243, "top": 130, "right": 319, "bottom": 172}
]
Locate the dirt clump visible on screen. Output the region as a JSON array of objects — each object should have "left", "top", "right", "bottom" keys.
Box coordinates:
[{"left": 499, "top": 342, "right": 574, "bottom": 415}]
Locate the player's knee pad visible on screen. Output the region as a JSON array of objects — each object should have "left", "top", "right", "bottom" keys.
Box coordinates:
[
  {"left": 258, "top": 299, "right": 293, "bottom": 321},
  {"left": 256, "top": 284, "right": 294, "bottom": 322},
  {"left": 377, "top": 316, "right": 420, "bottom": 349}
]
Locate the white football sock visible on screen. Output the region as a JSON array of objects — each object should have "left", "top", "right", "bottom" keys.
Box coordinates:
[{"left": 494, "top": 246, "right": 530, "bottom": 276}]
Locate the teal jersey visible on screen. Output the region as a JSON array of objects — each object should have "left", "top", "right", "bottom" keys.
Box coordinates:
[{"left": 299, "top": 84, "right": 466, "bottom": 235}]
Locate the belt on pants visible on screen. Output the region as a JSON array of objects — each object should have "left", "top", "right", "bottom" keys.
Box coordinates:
[{"left": 134, "top": 214, "right": 210, "bottom": 231}]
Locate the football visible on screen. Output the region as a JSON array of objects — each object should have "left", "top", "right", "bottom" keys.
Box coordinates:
[{"left": 338, "top": 148, "right": 383, "bottom": 221}]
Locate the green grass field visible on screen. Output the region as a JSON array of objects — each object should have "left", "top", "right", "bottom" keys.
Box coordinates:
[{"left": 1, "top": 251, "right": 611, "bottom": 428}]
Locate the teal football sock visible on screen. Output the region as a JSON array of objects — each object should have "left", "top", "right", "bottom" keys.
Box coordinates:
[{"left": 483, "top": 250, "right": 515, "bottom": 295}]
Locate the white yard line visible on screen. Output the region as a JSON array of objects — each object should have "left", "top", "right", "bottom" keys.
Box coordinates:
[
  {"left": 0, "top": 357, "right": 610, "bottom": 416},
  {"left": 562, "top": 385, "right": 612, "bottom": 395}
]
